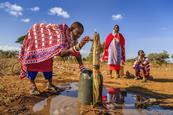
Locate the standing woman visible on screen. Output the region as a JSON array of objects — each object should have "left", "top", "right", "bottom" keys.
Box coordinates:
[{"left": 102, "top": 25, "right": 125, "bottom": 78}]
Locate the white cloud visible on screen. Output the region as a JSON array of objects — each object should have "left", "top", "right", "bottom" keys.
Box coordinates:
[
  {"left": 48, "top": 7, "right": 70, "bottom": 18},
  {"left": 112, "top": 14, "right": 123, "bottom": 20},
  {"left": 21, "top": 18, "right": 30, "bottom": 23},
  {"left": 30, "top": 6, "right": 40, "bottom": 12},
  {"left": 0, "top": 45, "right": 19, "bottom": 51},
  {"left": 0, "top": 2, "right": 23, "bottom": 16}
]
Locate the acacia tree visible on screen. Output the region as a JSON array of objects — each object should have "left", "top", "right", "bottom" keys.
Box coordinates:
[
  {"left": 148, "top": 50, "right": 169, "bottom": 65},
  {"left": 171, "top": 54, "right": 173, "bottom": 62},
  {"left": 15, "top": 35, "right": 26, "bottom": 44}
]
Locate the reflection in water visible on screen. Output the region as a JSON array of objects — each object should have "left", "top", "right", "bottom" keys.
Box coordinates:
[
  {"left": 134, "top": 95, "right": 161, "bottom": 109},
  {"left": 33, "top": 82, "right": 173, "bottom": 115},
  {"left": 123, "top": 93, "right": 173, "bottom": 115},
  {"left": 33, "top": 98, "right": 48, "bottom": 112},
  {"left": 50, "top": 95, "right": 79, "bottom": 115},
  {"left": 102, "top": 88, "right": 126, "bottom": 110},
  {"left": 135, "top": 95, "right": 147, "bottom": 108},
  {"left": 33, "top": 83, "right": 79, "bottom": 115}
]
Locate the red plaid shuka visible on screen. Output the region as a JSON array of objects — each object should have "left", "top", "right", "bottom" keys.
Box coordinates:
[
  {"left": 102, "top": 32, "right": 125, "bottom": 62},
  {"left": 101, "top": 32, "right": 125, "bottom": 70},
  {"left": 19, "top": 23, "right": 77, "bottom": 79}
]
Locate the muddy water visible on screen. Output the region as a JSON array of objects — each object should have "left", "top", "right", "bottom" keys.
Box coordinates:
[
  {"left": 33, "top": 82, "right": 173, "bottom": 115},
  {"left": 122, "top": 93, "right": 172, "bottom": 115},
  {"left": 33, "top": 83, "right": 79, "bottom": 115}
]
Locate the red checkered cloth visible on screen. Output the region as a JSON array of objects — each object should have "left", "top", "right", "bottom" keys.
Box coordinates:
[{"left": 19, "top": 23, "right": 76, "bottom": 79}]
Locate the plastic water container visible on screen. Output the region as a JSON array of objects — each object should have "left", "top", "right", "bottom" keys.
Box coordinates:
[{"left": 78, "top": 72, "right": 93, "bottom": 105}]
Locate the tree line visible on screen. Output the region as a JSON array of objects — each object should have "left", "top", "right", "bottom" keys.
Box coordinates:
[
  {"left": 0, "top": 50, "right": 18, "bottom": 58},
  {"left": 126, "top": 50, "right": 172, "bottom": 65}
]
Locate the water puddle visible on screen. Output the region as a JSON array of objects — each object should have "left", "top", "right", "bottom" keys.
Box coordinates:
[{"left": 33, "top": 82, "right": 173, "bottom": 115}]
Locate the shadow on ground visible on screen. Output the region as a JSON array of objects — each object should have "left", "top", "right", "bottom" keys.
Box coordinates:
[
  {"left": 127, "top": 86, "right": 173, "bottom": 99},
  {"left": 150, "top": 78, "right": 173, "bottom": 83}
]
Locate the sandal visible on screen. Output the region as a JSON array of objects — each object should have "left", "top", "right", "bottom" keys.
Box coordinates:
[
  {"left": 30, "top": 88, "right": 40, "bottom": 95},
  {"left": 134, "top": 76, "right": 142, "bottom": 80},
  {"left": 46, "top": 84, "right": 62, "bottom": 92}
]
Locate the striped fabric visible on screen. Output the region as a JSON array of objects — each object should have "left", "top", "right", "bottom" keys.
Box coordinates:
[
  {"left": 102, "top": 31, "right": 125, "bottom": 71},
  {"left": 108, "top": 37, "right": 121, "bottom": 67},
  {"left": 133, "top": 57, "right": 150, "bottom": 75},
  {"left": 19, "top": 23, "right": 78, "bottom": 78},
  {"left": 107, "top": 33, "right": 124, "bottom": 70},
  {"left": 20, "top": 23, "right": 73, "bottom": 64}
]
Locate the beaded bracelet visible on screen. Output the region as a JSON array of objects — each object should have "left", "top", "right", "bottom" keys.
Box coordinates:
[{"left": 79, "top": 65, "right": 86, "bottom": 72}]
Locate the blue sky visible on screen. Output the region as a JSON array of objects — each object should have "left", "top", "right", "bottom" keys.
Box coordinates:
[{"left": 0, "top": 0, "right": 173, "bottom": 59}]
